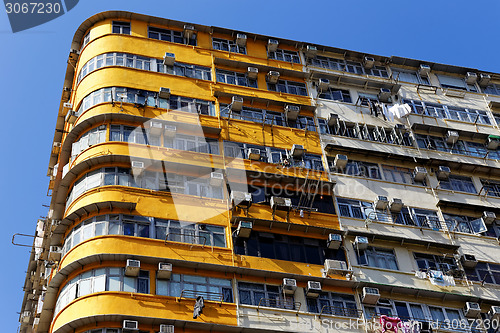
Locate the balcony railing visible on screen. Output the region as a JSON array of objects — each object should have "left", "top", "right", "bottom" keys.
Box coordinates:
[
  {"left": 319, "top": 305, "right": 363, "bottom": 318},
  {"left": 257, "top": 297, "right": 301, "bottom": 313}
]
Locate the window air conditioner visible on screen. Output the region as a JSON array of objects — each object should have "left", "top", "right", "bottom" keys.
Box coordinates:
[
  {"left": 389, "top": 198, "right": 403, "bottom": 213},
  {"left": 183, "top": 24, "right": 196, "bottom": 40},
  {"left": 52, "top": 142, "right": 61, "bottom": 154},
  {"left": 159, "top": 324, "right": 175, "bottom": 333},
  {"left": 306, "top": 281, "right": 322, "bottom": 297},
  {"left": 125, "top": 259, "right": 141, "bottom": 277},
  {"left": 305, "top": 45, "right": 317, "bottom": 58},
  {"left": 318, "top": 78, "right": 330, "bottom": 90},
  {"left": 209, "top": 172, "right": 224, "bottom": 186},
  {"left": 464, "top": 302, "right": 481, "bottom": 318},
  {"left": 487, "top": 136, "right": 500, "bottom": 150},
  {"left": 123, "top": 320, "right": 139, "bottom": 331},
  {"left": 445, "top": 130, "right": 459, "bottom": 144},
  {"left": 48, "top": 246, "right": 62, "bottom": 261},
  {"left": 374, "top": 196, "right": 389, "bottom": 210},
  {"left": 437, "top": 166, "right": 451, "bottom": 180},
  {"left": 231, "top": 96, "right": 243, "bottom": 111},
  {"left": 236, "top": 221, "right": 252, "bottom": 238},
  {"left": 65, "top": 110, "right": 77, "bottom": 124},
  {"left": 282, "top": 278, "right": 297, "bottom": 294},
  {"left": 479, "top": 73, "right": 491, "bottom": 87},
  {"left": 267, "top": 38, "right": 279, "bottom": 52},
  {"left": 290, "top": 144, "right": 306, "bottom": 158},
  {"left": 327, "top": 233, "right": 342, "bottom": 250},
  {"left": 236, "top": 33, "right": 247, "bottom": 47},
  {"left": 363, "top": 56, "right": 375, "bottom": 69},
  {"left": 482, "top": 211, "right": 496, "bottom": 224},
  {"left": 362, "top": 287, "right": 380, "bottom": 304},
  {"left": 353, "top": 236, "right": 369, "bottom": 250},
  {"left": 270, "top": 196, "right": 292, "bottom": 211},
  {"left": 164, "top": 125, "right": 177, "bottom": 139},
  {"left": 333, "top": 154, "right": 348, "bottom": 169},
  {"left": 131, "top": 161, "right": 144, "bottom": 175},
  {"left": 246, "top": 148, "right": 261, "bottom": 161},
  {"left": 489, "top": 306, "right": 500, "bottom": 321},
  {"left": 465, "top": 72, "right": 478, "bottom": 84},
  {"left": 378, "top": 88, "right": 391, "bottom": 102},
  {"left": 21, "top": 311, "right": 31, "bottom": 323},
  {"left": 230, "top": 191, "right": 252, "bottom": 207},
  {"left": 157, "top": 262, "right": 172, "bottom": 280},
  {"left": 324, "top": 259, "right": 349, "bottom": 274},
  {"left": 418, "top": 64, "right": 431, "bottom": 77},
  {"left": 149, "top": 121, "right": 163, "bottom": 136},
  {"left": 284, "top": 105, "right": 300, "bottom": 121},
  {"left": 163, "top": 52, "right": 175, "bottom": 66},
  {"left": 159, "top": 87, "right": 170, "bottom": 99},
  {"left": 247, "top": 66, "right": 258, "bottom": 80},
  {"left": 327, "top": 113, "right": 339, "bottom": 127},
  {"left": 63, "top": 102, "right": 73, "bottom": 110},
  {"left": 267, "top": 70, "right": 280, "bottom": 84},
  {"left": 413, "top": 167, "right": 427, "bottom": 182},
  {"left": 461, "top": 254, "right": 478, "bottom": 269}
]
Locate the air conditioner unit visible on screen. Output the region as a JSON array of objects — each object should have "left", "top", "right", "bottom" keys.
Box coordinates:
[
  {"left": 445, "top": 130, "right": 459, "bottom": 144},
  {"left": 231, "top": 191, "right": 252, "bottom": 207},
  {"left": 131, "top": 161, "right": 144, "bottom": 175},
  {"left": 282, "top": 278, "right": 297, "bottom": 294},
  {"left": 478, "top": 73, "right": 491, "bottom": 87},
  {"left": 418, "top": 64, "right": 431, "bottom": 77},
  {"left": 389, "top": 198, "right": 403, "bottom": 212},
  {"left": 247, "top": 66, "right": 258, "bottom": 80},
  {"left": 378, "top": 88, "right": 391, "bottom": 102},
  {"left": 486, "top": 136, "right": 500, "bottom": 150},
  {"left": 270, "top": 196, "right": 292, "bottom": 211},
  {"left": 464, "top": 302, "right": 481, "bottom": 318},
  {"left": 267, "top": 70, "right": 280, "bottom": 84},
  {"left": 327, "top": 233, "right": 342, "bottom": 250},
  {"left": 465, "top": 72, "right": 478, "bottom": 84},
  {"left": 461, "top": 254, "right": 478, "bottom": 269},
  {"left": 21, "top": 311, "right": 31, "bottom": 323},
  {"left": 267, "top": 38, "right": 279, "bottom": 52},
  {"left": 157, "top": 262, "right": 172, "bottom": 279},
  {"left": 353, "top": 236, "right": 369, "bottom": 250},
  {"left": 52, "top": 142, "right": 61, "bottom": 154},
  {"left": 163, "top": 52, "right": 175, "bottom": 66},
  {"left": 363, "top": 56, "right": 375, "bottom": 69},
  {"left": 149, "top": 121, "right": 163, "bottom": 136},
  {"left": 65, "top": 110, "right": 77, "bottom": 124},
  {"left": 290, "top": 144, "right": 306, "bottom": 158},
  {"left": 327, "top": 113, "right": 339, "bottom": 127},
  {"left": 209, "top": 172, "right": 224, "bottom": 186},
  {"left": 246, "top": 148, "right": 261, "bottom": 161},
  {"left": 159, "top": 324, "right": 175, "bottom": 333},
  {"left": 236, "top": 220, "right": 252, "bottom": 238},
  {"left": 374, "top": 196, "right": 389, "bottom": 210},
  {"left": 63, "top": 102, "right": 73, "bottom": 110},
  {"left": 305, "top": 45, "right": 317, "bottom": 58},
  {"left": 362, "top": 287, "right": 380, "bottom": 304},
  {"left": 125, "top": 259, "right": 141, "bottom": 277},
  {"left": 306, "top": 281, "right": 322, "bottom": 297},
  {"left": 284, "top": 105, "right": 300, "bottom": 121},
  {"left": 123, "top": 320, "right": 139, "bottom": 331},
  {"left": 236, "top": 33, "right": 247, "bottom": 47},
  {"left": 482, "top": 211, "right": 496, "bottom": 224},
  {"left": 489, "top": 306, "right": 500, "bottom": 321},
  {"left": 318, "top": 78, "right": 330, "bottom": 90},
  {"left": 51, "top": 219, "right": 61, "bottom": 230},
  {"left": 437, "top": 166, "right": 451, "bottom": 180},
  {"left": 333, "top": 154, "right": 348, "bottom": 169},
  {"left": 230, "top": 96, "right": 243, "bottom": 111},
  {"left": 324, "top": 259, "right": 349, "bottom": 274},
  {"left": 164, "top": 125, "right": 177, "bottom": 138},
  {"left": 413, "top": 167, "right": 428, "bottom": 182},
  {"left": 183, "top": 24, "right": 196, "bottom": 40},
  {"left": 159, "top": 87, "right": 170, "bottom": 99},
  {"left": 48, "top": 246, "right": 62, "bottom": 261}
]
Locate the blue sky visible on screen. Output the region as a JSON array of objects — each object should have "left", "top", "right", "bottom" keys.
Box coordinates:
[{"left": 1, "top": 0, "right": 499, "bottom": 331}]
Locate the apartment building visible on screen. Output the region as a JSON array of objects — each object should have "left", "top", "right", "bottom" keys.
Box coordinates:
[{"left": 18, "top": 10, "right": 500, "bottom": 333}]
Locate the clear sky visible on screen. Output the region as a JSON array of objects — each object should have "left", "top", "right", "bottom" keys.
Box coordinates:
[{"left": 1, "top": 0, "right": 499, "bottom": 331}]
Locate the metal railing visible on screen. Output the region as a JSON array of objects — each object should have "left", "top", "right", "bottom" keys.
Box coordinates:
[
  {"left": 179, "top": 289, "right": 224, "bottom": 305},
  {"left": 319, "top": 305, "right": 363, "bottom": 318},
  {"left": 257, "top": 298, "right": 301, "bottom": 313},
  {"left": 164, "top": 232, "right": 206, "bottom": 248},
  {"left": 368, "top": 315, "right": 486, "bottom": 333}
]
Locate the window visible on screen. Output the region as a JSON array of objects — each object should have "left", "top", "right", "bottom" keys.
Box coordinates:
[
  {"left": 483, "top": 83, "right": 500, "bottom": 96},
  {"left": 442, "top": 213, "right": 487, "bottom": 234},
  {"left": 234, "top": 231, "right": 345, "bottom": 265},
  {"left": 81, "top": 31, "right": 90, "bottom": 49},
  {"left": 157, "top": 274, "right": 233, "bottom": 302},
  {"left": 391, "top": 68, "right": 429, "bottom": 85},
  {"left": 392, "top": 207, "right": 441, "bottom": 230},
  {"left": 439, "top": 175, "right": 477, "bottom": 194},
  {"left": 367, "top": 66, "right": 389, "bottom": 78},
  {"left": 481, "top": 179, "right": 500, "bottom": 197},
  {"left": 404, "top": 99, "right": 491, "bottom": 125},
  {"left": 415, "top": 133, "right": 499, "bottom": 159},
  {"left": 382, "top": 165, "right": 426, "bottom": 186},
  {"left": 336, "top": 198, "right": 373, "bottom": 219},
  {"left": 413, "top": 252, "right": 458, "bottom": 273},
  {"left": 71, "top": 125, "right": 107, "bottom": 159},
  {"left": 268, "top": 48, "right": 300, "bottom": 64},
  {"left": 357, "top": 247, "right": 399, "bottom": 270},
  {"left": 306, "top": 292, "right": 359, "bottom": 317},
  {"left": 437, "top": 74, "right": 478, "bottom": 92},
  {"left": 112, "top": 21, "right": 130, "bottom": 35},
  {"left": 267, "top": 79, "right": 307, "bottom": 96},
  {"left": 335, "top": 160, "right": 381, "bottom": 179},
  {"left": 216, "top": 69, "right": 257, "bottom": 88},
  {"left": 157, "top": 62, "right": 211, "bottom": 81},
  {"left": 319, "top": 87, "right": 352, "bottom": 103},
  {"left": 238, "top": 282, "right": 295, "bottom": 309},
  {"left": 465, "top": 262, "right": 500, "bottom": 285},
  {"left": 155, "top": 220, "right": 225, "bottom": 247},
  {"left": 148, "top": 26, "right": 196, "bottom": 46},
  {"left": 212, "top": 37, "right": 246, "bottom": 54}
]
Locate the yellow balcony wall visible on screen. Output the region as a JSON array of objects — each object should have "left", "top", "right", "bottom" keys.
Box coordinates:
[{"left": 51, "top": 292, "right": 237, "bottom": 332}]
